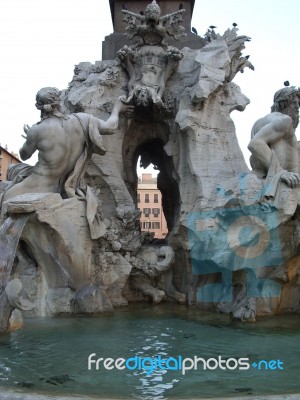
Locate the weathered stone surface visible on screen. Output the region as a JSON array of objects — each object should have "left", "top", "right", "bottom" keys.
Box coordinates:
[
  {"left": 92, "top": 251, "right": 132, "bottom": 306},
  {"left": 4, "top": 193, "right": 62, "bottom": 215},
  {"left": 46, "top": 288, "right": 75, "bottom": 315},
  {"left": 20, "top": 201, "right": 88, "bottom": 289},
  {"left": 75, "top": 285, "right": 113, "bottom": 314},
  {"left": 5, "top": 278, "right": 35, "bottom": 311},
  {"left": 9, "top": 246, "right": 47, "bottom": 318},
  {"left": 0, "top": 181, "right": 10, "bottom": 196},
  {"left": 0, "top": 290, "right": 13, "bottom": 332},
  {"left": 8, "top": 309, "right": 23, "bottom": 331}
]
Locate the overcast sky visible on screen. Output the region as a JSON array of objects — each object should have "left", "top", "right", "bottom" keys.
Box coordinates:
[{"left": 0, "top": 0, "right": 299, "bottom": 171}]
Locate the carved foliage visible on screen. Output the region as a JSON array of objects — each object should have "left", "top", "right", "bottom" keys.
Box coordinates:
[{"left": 222, "top": 27, "right": 254, "bottom": 81}]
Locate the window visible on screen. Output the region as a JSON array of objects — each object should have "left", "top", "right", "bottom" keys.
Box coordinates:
[
  {"left": 143, "top": 208, "right": 151, "bottom": 217},
  {"left": 143, "top": 221, "right": 151, "bottom": 229},
  {"left": 145, "top": 193, "right": 150, "bottom": 203},
  {"left": 137, "top": 193, "right": 140, "bottom": 203},
  {"left": 154, "top": 193, "right": 158, "bottom": 203},
  {"left": 152, "top": 222, "right": 160, "bottom": 229},
  {"left": 152, "top": 208, "right": 160, "bottom": 217}
]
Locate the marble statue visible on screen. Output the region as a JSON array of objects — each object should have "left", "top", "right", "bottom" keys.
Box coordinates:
[
  {"left": 1, "top": 87, "right": 132, "bottom": 238},
  {"left": 3, "top": 87, "right": 127, "bottom": 202},
  {"left": 248, "top": 84, "right": 300, "bottom": 204}
]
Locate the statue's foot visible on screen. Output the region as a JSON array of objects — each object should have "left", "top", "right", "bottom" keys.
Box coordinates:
[
  {"left": 152, "top": 290, "right": 165, "bottom": 304},
  {"left": 164, "top": 290, "right": 186, "bottom": 304},
  {"left": 230, "top": 297, "right": 256, "bottom": 322},
  {"left": 153, "top": 96, "right": 164, "bottom": 108},
  {"left": 270, "top": 266, "right": 289, "bottom": 284},
  {"left": 176, "top": 293, "right": 187, "bottom": 304}
]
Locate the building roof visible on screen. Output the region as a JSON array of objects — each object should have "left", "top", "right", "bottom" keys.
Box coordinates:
[
  {"left": 138, "top": 183, "right": 159, "bottom": 190},
  {"left": 0, "top": 146, "right": 20, "bottom": 162}
]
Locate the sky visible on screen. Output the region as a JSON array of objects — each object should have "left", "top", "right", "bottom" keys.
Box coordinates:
[{"left": 0, "top": 0, "right": 299, "bottom": 171}]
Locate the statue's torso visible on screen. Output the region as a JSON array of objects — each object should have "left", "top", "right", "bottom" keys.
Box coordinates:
[{"left": 31, "top": 115, "right": 86, "bottom": 178}]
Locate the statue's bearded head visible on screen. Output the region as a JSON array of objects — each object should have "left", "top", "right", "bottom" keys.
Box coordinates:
[
  {"left": 288, "top": 98, "right": 300, "bottom": 129},
  {"left": 271, "top": 86, "right": 300, "bottom": 128}
]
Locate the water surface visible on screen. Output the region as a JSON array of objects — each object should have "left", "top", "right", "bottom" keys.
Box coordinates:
[{"left": 0, "top": 304, "right": 299, "bottom": 399}]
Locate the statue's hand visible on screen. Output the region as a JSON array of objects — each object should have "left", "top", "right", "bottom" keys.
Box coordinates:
[
  {"left": 281, "top": 170, "right": 300, "bottom": 188},
  {"left": 118, "top": 95, "right": 135, "bottom": 117},
  {"left": 21, "top": 124, "right": 30, "bottom": 139}
]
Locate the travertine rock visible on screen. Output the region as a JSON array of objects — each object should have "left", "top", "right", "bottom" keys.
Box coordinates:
[
  {"left": 4, "top": 193, "right": 62, "bottom": 215},
  {"left": 75, "top": 285, "right": 113, "bottom": 314},
  {"left": 46, "top": 288, "right": 75, "bottom": 315},
  {"left": 8, "top": 309, "right": 23, "bottom": 331},
  {"left": 0, "top": 290, "right": 13, "bottom": 332}
]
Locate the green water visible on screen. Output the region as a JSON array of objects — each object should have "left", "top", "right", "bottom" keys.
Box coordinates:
[{"left": 0, "top": 304, "right": 300, "bottom": 399}]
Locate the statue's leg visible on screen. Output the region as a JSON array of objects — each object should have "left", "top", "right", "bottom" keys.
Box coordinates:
[
  {"left": 157, "top": 270, "right": 186, "bottom": 304},
  {"left": 2, "top": 174, "right": 59, "bottom": 203},
  {"left": 131, "top": 276, "right": 165, "bottom": 304}
]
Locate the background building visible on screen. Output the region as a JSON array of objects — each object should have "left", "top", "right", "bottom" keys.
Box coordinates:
[
  {"left": 0, "top": 145, "right": 20, "bottom": 182},
  {"left": 137, "top": 173, "right": 168, "bottom": 239}
]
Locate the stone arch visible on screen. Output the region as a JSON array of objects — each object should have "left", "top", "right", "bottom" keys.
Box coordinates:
[{"left": 122, "top": 120, "right": 180, "bottom": 234}]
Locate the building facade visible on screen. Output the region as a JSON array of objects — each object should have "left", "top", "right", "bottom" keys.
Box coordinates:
[
  {"left": 137, "top": 173, "right": 168, "bottom": 239},
  {"left": 0, "top": 146, "right": 20, "bottom": 182}
]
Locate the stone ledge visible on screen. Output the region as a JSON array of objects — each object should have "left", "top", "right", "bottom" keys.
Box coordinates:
[
  {"left": 0, "top": 388, "right": 299, "bottom": 400},
  {"left": 3, "top": 193, "right": 62, "bottom": 215}
]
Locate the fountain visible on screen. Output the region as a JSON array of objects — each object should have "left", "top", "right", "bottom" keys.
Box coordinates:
[
  {"left": 0, "top": 0, "right": 300, "bottom": 382},
  {"left": 1, "top": 1, "right": 300, "bottom": 398}
]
